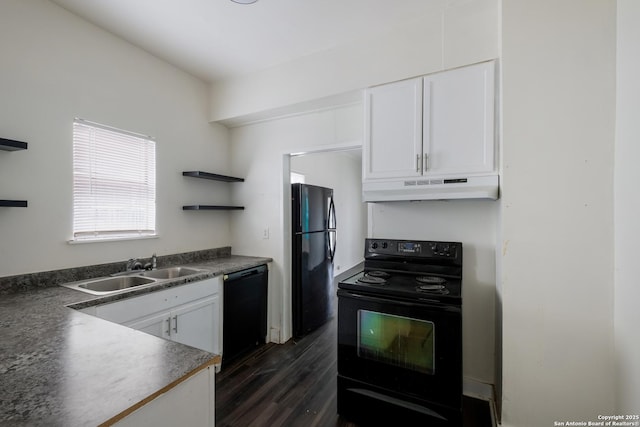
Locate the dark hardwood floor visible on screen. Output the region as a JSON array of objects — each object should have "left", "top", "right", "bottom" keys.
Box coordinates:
[{"left": 215, "top": 314, "right": 494, "bottom": 427}]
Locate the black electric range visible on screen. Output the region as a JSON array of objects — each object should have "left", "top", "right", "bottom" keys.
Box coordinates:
[
  {"left": 338, "top": 238, "right": 462, "bottom": 305},
  {"left": 337, "top": 238, "right": 464, "bottom": 426}
]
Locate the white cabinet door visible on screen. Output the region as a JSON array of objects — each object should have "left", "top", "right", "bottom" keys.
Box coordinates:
[
  {"left": 423, "top": 61, "right": 495, "bottom": 176},
  {"left": 124, "top": 296, "right": 220, "bottom": 354},
  {"left": 364, "top": 77, "right": 423, "bottom": 180},
  {"left": 126, "top": 311, "right": 171, "bottom": 340},
  {"left": 171, "top": 295, "right": 220, "bottom": 355}
]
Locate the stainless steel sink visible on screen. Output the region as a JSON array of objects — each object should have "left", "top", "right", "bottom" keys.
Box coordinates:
[
  {"left": 137, "top": 267, "right": 204, "bottom": 279},
  {"left": 78, "top": 276, "right": 156, "bottom": 293},
  {"left": 61, "top": 266, "right": 208, "bottom": 296},
  {"left": 62, "top": 276, "right": 157, "bottom": 295}
]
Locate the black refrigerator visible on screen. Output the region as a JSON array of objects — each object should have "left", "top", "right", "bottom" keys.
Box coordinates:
[{"left": 292, "top": 183, "right": 337, "bottom": 338}]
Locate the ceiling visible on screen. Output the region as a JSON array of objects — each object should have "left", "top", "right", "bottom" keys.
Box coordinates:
[{"left": 49, "top": 0, "right": 435, "bottom": 83}]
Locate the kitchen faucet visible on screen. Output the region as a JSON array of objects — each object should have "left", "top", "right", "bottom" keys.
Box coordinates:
[
  {"left": 126, "top": 258, "right": 143, "bottom": 271},
  {"left": 126, "top": 253, "right": 157, "bottom": 271}
]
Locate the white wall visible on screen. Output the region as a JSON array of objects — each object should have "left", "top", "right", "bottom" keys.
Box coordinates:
[
  {"left": 209, "top": 0, "right": 500, "bottom": 123},
  {"left": 290, "top": 151, "right": 367, "bottom": 276},
  {"left": 615, "top": 0, "right": 640, "bottom": 414},
  {"left": 0, "top": 0, "right": 231, "bottom": 277},
  {"left": 369, "top": 200, "right": 498, "bottom": 387},
  {"left": 501, "top": 1, "right": 616, "bottom": 425},
  {"left": 228, "top": 104, "right": 362, "bottom": 341}
]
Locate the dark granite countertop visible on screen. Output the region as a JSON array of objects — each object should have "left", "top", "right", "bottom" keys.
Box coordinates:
[{"left": 0, "top": 255, "right": 272, "bottom": 426}]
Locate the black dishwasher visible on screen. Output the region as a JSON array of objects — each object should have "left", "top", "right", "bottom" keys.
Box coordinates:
[{"left": 222, "top": 264, "right": 268, "bottom": 366}]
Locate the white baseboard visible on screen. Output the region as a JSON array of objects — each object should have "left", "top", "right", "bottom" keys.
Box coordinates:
[
  {"left": 463, "top": 377, "right": 494, "bottom": 401},
  {"left": 269, "top": 327, "right": 281, "bottom": 344}
]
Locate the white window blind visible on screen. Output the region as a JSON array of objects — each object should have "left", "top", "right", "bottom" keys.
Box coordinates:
[{"left": 72, "top": 119, "right": 156, "bottom": 241}]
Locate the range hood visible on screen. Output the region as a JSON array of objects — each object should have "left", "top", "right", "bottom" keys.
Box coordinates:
[{"left": 362, "top": 174, "right": 499, "bottom": 202}]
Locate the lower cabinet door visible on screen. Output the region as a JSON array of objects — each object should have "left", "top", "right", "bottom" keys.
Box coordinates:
[
  {"left": 171, "top": 295, "right": 220, "bottom": 354},
  {"left": 126, "top": 311, "right": 171, "bottom": 340}
]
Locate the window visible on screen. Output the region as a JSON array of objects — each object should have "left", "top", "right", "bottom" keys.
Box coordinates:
[{"left": 72, "top": 119, "right": 156, "bottom": 242}]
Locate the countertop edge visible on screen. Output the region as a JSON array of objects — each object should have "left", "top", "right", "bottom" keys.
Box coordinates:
[{"left": 99, "top": 355, "right": 221, "bottom": 427}]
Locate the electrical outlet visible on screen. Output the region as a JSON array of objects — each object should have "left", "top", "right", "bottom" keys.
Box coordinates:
[{"left": 262, "top": 227, "right": 269, "bottom": 239}]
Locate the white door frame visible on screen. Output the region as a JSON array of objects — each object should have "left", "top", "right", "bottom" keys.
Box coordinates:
[{"left": 279, "top": 142, "right": 361, "bottom": 342}]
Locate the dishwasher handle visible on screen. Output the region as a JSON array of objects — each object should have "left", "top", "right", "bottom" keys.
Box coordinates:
[{"left": 224, "top": 264, "right": 268, "bottom": 282}]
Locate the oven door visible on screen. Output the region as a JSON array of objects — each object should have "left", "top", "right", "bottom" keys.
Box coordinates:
[{"left": 337, "top": 289, "right": 462, "bottom": 409}]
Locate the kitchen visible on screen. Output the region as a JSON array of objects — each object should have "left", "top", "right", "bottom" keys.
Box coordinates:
[{"left": 1, "top": 1, "right": 638, "bottom": 427}]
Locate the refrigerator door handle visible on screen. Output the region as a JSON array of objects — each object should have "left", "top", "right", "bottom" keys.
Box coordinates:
[
  {"left": 328, "top": 232, "right": 334, "bottom": 262},
  {"left": 328, "top": 196, "right": 336, "bottom": 262},
  {"left": 328, "top": 196, "right": 337, "bottom": 229},
  {"left": 330, "top": 231, "right": 337, "bottom": 262}
]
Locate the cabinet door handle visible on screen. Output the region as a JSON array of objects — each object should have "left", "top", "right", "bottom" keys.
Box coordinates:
[
  {"left": 166, "top": 318, "right": 171, "bottom": 336},
  {"left": 416, "top": 154, "right": 421, "bottom": 172},
  {"left": 424, "top": 153, "right": 428, "bottom": 171},
  {"left": 172, "top": 315, "right": 178, "bottom": 333}
]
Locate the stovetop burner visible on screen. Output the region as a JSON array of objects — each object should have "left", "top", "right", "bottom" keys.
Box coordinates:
[
  {"left": 357, "top": 275, "right": 388, "bottom": 285},
  {"left": 416, "top": 276, "right": 447, "bottom": 285},
  {"left": 341, "top": 271, "right": 460, "bottom": 303},
  {"left": 367, "top": 270, "right": 391, "bottom": 278},
  {"left": 416, "top": 284, "right": 449, "bottom": 294}
]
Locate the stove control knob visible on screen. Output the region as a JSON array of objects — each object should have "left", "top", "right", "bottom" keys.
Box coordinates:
[
  {"left": 381, "top": 242, "right": 388, "bottom": 249},
  {"left": 371, "top": 242, "right": 378, "bottom": 250},
  {"left": 435, "top": 243, "right": 450, "bottom": 256}
]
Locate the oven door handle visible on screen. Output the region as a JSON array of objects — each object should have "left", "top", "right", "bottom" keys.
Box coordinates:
[{"left": 338, "top": 290, "right": 461, "bottom": 313}]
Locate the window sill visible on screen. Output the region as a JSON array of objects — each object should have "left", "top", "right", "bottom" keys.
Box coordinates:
[{"left": 68, "top": 235, "right": 159, "bottom": 245}]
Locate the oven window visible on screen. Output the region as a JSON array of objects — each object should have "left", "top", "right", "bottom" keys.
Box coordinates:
[{"left": 357, "top": 310, "right": 434, "bottom": 375}]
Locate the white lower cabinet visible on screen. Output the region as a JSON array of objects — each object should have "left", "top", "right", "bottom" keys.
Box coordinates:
[
  {"left": 113, "top": 365, "right": 215, "bottom": 427},
  {"left": 125, "top": 311, "right": 168, "bottom": 339},
  {"left": 126, "top": 294, "right": 220, "bottom": 354},
  {"left": 171, "top": 296, "right": 220, "bottom": 354},
  {"left": 88, "top": 277, "right": 223, "bottom": 356}
]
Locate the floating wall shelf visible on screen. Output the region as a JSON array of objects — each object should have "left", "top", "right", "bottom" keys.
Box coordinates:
[
  {"left": 182, "top": 205, "right": 244, "bottom": 211},
  {"left": 182, "top": 171, "right": 244, "bottom": 183},
  {"left": 182, "top": 170, "right": 245, "bottom": 211},
  {"left": 0, "top": 200, "right": 28, "bottom": 207},
  {"left": 0, "top": 137, "right": 28, "bottom": 151},
  {"left": 1, "top": 137, "right": 28, "bottom": 207}
]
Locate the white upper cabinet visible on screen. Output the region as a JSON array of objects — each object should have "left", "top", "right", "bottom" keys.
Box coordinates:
[
  {"left": 363, "top": 61, "right": 498, "bottom": 201},
  {"left": 364, "top": 77, "right": 423, "bottom": 180},
  {"left": 424, "top": 62, "right": 495, "bottom": 176}
]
